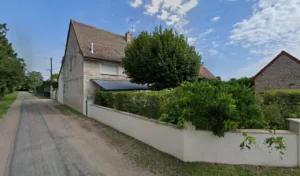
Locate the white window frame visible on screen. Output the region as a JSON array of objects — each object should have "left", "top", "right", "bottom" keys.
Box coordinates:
[{"left": 100, "top": 63, "right": 119, "bottom": 75}]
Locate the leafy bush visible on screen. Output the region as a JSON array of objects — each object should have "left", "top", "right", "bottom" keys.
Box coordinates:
[
  {"left": 259, "top": 89, "right": 300, "bottom": 129},
  {"left": 160, "top": 82, "right": 265, "bottom": 137},
  {"left": 94, "top": 91, "right": 167, "bottom": 119},
  {"left": 226, "top": 77, "right": 254, "bottom": 88},
  {"left": 95, "top": 81, "right": 266, "bottom": 137}
]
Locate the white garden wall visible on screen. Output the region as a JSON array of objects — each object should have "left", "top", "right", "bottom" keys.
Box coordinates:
[{"left": 88, "top": 104, "right": 300, "bottom": 167}]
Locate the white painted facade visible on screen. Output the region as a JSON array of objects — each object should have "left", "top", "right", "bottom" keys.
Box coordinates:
[
  {"left": 61, "top": 23, "right": 128, "bottom": 114},
  {"left": 88, "top": 104, "right": 300, "bottom": 167},
  {"left": 57, "top": 67, "right": 64, "bottom": 104}
]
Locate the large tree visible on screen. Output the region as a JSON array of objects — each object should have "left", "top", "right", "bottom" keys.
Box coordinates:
[
  {"left": 26, "top": 71, "right": 43, "bottom": 91},
  {"left": 0, "top": 23, "right": 26, "bottom": 97},
  {"left": 122, "top": 26, "right": 201, "bottom": 90}
]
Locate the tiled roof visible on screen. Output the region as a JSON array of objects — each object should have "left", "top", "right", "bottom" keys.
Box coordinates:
[
  {"left": 199, "top": 65, "right": 216, "bottom": 79},
  {"left": 71, "top": 20, "right": 128, "bottom": 62}
]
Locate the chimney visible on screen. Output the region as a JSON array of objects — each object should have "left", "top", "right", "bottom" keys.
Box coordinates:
[
  {"left": 125, "top": 32, "right": 132, "bottom": 43},
  {"left": 201, "top": 62, "right": 204, "bottom": 65},
  {"left": 90, "top": 43, "right": 94, "bottom": 53}
]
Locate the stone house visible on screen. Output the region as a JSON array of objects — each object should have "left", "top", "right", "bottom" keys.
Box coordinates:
[
  {"left": 57, "top": 20, "right": 216, "bottom": 114},
  {"left": 57, "top": 20, "right": 149, "bottom": 114},
  {"left": 253, "top": 51, "right": 300, "bottom": 92}
]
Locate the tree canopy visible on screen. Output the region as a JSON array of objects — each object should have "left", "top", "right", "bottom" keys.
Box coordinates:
[
  {"left": 122, "top": 26, "right": 201, "bottom": 90},
  {"left": 26, "top": 71, "right": 43, "bottom": 90},
  {"left": 52, "top": 73, "right": 59, "bottom": 80},
  {"left": 0, "top": 23, "right": 26, "bottom": 97}
]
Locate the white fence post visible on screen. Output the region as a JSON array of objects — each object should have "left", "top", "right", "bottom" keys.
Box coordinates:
[
  {"left": 86, "top": 96, "right": 94, "bottom": 117},
  {"left": 287, "top": 118, "right": 300, "bottom": 168}
]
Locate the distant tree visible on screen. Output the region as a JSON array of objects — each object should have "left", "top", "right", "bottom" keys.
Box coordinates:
[
  {"left": 122, "top": 26, "right": 201, "bottom": 90},
  {"left": 52, "top": 73, "right": 59, "bottom": 80},
  {"left": 26, "top": 71, "right": 43, "bottom": 91},
  {"left": 227, "top": 77, "right": 254, "bottom": 88}
]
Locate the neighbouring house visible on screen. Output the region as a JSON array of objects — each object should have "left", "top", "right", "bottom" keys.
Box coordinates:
[
  {"left": 57, "top": 20, "right": 216, "bottom": 114},
  {"left": 199, "top": 64, "right": 216, "bottom": 80},
  {"left": 253, "top": 51, "right": 300, "bottom": 92}
]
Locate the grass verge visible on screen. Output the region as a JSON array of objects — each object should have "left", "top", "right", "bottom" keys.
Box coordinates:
[
  {"left": 55, "top": 104, "right": 85, "bottom": 118},
  {"left": 0, "top": 92, "right": 18, "bottom": 119}
]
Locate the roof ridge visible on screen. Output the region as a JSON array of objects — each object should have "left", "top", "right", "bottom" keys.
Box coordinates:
[
  {"left": 281, "top": 50, "right": 300, "bottom": 62},
  {"left": 70, "top": 19, "right": 126, "bottom": 39},
  {"left": 252, "top": 51, "right": 300, "bottom": 80}
]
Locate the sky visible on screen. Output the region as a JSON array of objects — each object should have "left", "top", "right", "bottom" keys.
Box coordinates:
[{"left": 1, "top": 0, "right": 300, "bottom": 80}]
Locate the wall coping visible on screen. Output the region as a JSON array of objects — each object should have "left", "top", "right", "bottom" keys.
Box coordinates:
[
  {"left": 288, "top": 118, "right": 300, "bottom": 124},
  {"left": 91, "top": 104, "right": 295, "bottom": 135},
  {"left": 90, "top": 104, "right": 181, "bottom": 130}
]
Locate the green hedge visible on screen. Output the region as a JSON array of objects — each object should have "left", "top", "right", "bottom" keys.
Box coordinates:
[
  {"left": 259, "top": 89, "right": 300, "bottom": 129},
  {"left": 95, "top": 81, "right": 267, "bottom": 137},
  {"left": 159, "top": 81, "right": 265, "bottom": 137},
  {"left": 94, "top": 91, "right": 168, "bottom": 119}
]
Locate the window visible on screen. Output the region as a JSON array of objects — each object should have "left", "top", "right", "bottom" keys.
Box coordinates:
[
  {"left": 101, "top": 63, "right": 118, "bottom": 75},
  {"left": 70, "top": 57, "right": 72, "bottom": 72},
  {"left": 289, "top": 83, "right": 296, "bottom": 88}
]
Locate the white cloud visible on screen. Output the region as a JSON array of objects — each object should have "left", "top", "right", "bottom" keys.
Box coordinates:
[
  {"left": 209, "top": 49, "right": 218, "bottom": 56},
  {"left": 225, "top": 40, "right": 237, "bottom": 45},
  {"left": 157, "top": 9, "right": 170, "bottom": 20},
  {"left": 188, "top": 37, "right": 197, "bottom": 45},
  {"left": 211, "top": 16, "right": 221, "bottom": 22},
  {"left": 229, "top": 0, "right": 300, "bottom": 77},
  {"left": 134, "top": 0, "right": 199, "bottom": 33},
  {"left": 212, "top": 41, "right": 220, "bottom": 48},
  {"left": 199, "top": 28, "right": 214, "bottom": 38},
  {"left": 129, "top": 0, "right": 143, "bottom": 8},
  {"left": 144, "top": 0, "right": 163, "bottom": 15}
]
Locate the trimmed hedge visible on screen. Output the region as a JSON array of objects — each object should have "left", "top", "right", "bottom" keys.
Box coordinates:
[
  {"left": 159, "top": 81, "right": 265, "bottom": 137},
  {"left": 95, "top": 81, "right": 267, "bottom": 137},
  {"left": 259, "top": 89, "right": 300, "bottom": 129},
  {"left": 94, "top": 91, "right": 168, "bottom": 120}
]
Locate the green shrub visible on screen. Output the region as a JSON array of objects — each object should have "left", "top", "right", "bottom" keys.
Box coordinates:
[
  {"left": 94, "top": 91, "right": 167, "bottom": 119},
  {"left": 160, "top": 82, "right": 265, "bottom": 137},
  {"left": 94, "top": 81, "right": 266, "bottom": 137},
  {"left": 259, "top": 89, "right": 300, "bottom": 129}
]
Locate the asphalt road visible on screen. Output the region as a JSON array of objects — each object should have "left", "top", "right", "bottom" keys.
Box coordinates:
[{"left": 6, "top": 93, "right": 155, "bottom": 176}]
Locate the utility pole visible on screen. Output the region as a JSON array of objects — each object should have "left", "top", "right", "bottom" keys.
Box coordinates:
[
  {"left": 50, "top": 57, "right": 53, "bottom": 94},
  {"left": 44, "top": 57, "right": 53, "bottom": 98}
]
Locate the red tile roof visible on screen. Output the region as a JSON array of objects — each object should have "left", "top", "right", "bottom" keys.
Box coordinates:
[
  {"left": 199, "top": 65, "right": 216, "bottom": 79},
  {"left": 252, "top": 51, "right": 300, "bottom": 80},
  {"left": 71, "top": 20, "right": 128, "bottom": 63}
]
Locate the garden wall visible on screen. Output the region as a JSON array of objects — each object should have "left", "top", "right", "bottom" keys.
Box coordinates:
[{"left": 88, "top": 104, "right": 300, "bottom": 167}]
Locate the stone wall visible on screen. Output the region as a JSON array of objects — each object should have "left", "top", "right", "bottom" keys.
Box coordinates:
[
  {"left": 255, "top": 55, "right": 300, "bottom": 92},
  {"left": 82, "top": 59, "right": 128, "bottom": 114},
  {"left": 63, "top": 25, "right": 84, "bottom": 112}
]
